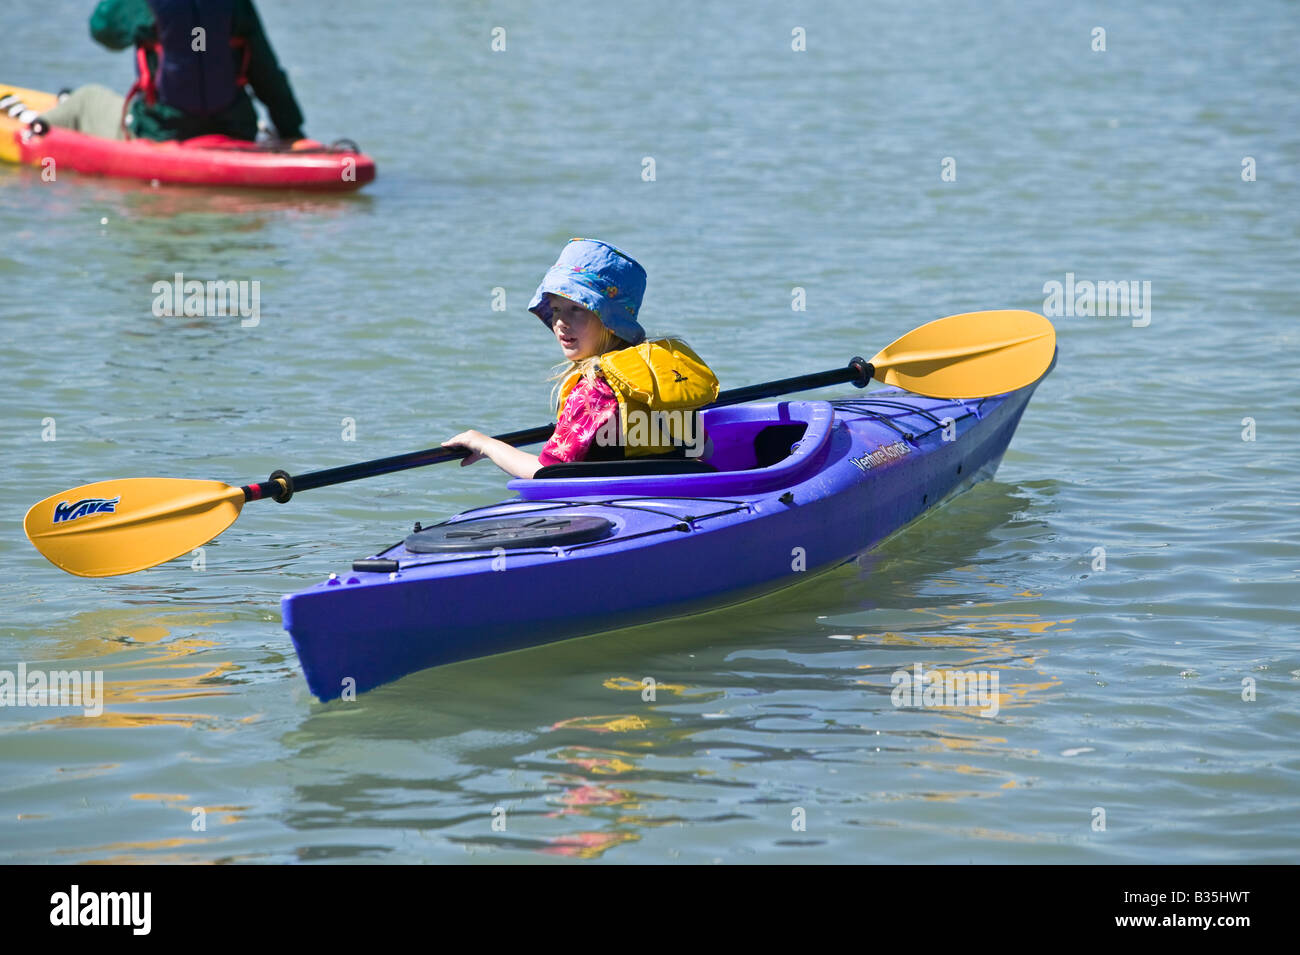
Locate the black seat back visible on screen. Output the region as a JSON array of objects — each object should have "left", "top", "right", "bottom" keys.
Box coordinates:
[
  {"left": 753, "top": 423, "right": 808, "bottom": 468},
  {"left": 534, "top": 458, "right": 716, "bottom": 480}
]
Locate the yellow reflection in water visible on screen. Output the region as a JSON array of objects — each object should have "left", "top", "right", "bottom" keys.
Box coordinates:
[
  {"left": 536, "top": 744, "right": 653, "bottom": 858},
  {"left": 62, "top": 836, "right": 218, "bottom": 865},
  {"left": 861, "top": 817, "right": 1046, "bottom": 844},
  {"left": 929, "top": 735, "right": 1008, "bottom": 751},
  {"left": 552, "top": 747, "right": 639, "bottom": 776},
  {"left": 602, "top": 676, "right": 696, "bottom": 696},
  {"left": 916, "top": 790, "right": 1001, "bottom": 802},
  {"left": 870, "top": 630, "right": 997, "bottom": 650},
  {"left": 539, "top": 663, "right": 733, "bottom": 859},
  {"left": 550, "top": 713, "right": 662, "bottom": 733},
  {"left": 539, "top": 605, "right": 1069, "bottom": 859},
  {"left": 539, "top": 830, "right": 640, "bottom": 859},
  {"left": 909, "top": 609, "right": 1076, "bottom": 635},
  {"left": 16, "top": 609, "right": 247, "bottom": 730},
  {"left": 126, "top": 794, "right": 249, "bottom": 826},
  {"left": 545, "top": 783, "right": 639, "bottom": 817},
  {"left": 846, "top": 604, "right": 1074, "bottom": 802},
  {"left": 34, "top": 608, "right": 229, "bottom": 658}
]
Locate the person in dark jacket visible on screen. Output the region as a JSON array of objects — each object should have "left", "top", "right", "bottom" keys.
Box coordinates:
[{"left": 40, "top": 0, "right": 305, "bottom": 142}]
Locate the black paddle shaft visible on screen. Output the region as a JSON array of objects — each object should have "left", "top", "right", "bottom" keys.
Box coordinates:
[{"left": 242, "top": 357, "right": 871, "bottom": 503}]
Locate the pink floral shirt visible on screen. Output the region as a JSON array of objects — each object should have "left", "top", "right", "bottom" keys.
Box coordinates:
[{"left": 538, "top": 375, "right": 619, "bottom": 466}]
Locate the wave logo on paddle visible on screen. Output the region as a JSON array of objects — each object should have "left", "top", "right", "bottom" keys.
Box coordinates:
[
  {"left": 52, "top": 496, "right": 120, "bottom": 524},
  {"left": 850, "top": 441, "right": 911, "bottom": 472}
]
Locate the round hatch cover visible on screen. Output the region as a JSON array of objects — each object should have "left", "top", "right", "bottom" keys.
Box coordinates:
[{"left": 405, "top": 515, "right": 615, "bottom": 552}]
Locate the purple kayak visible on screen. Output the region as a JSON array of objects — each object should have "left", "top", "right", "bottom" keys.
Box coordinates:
[{"left": 282, "top": 363, "right": 1052, "bottom": 701}]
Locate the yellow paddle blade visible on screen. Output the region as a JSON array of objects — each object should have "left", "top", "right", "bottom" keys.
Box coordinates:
[
  {"left": 869, "top": 310, "right": 1056, "bottom": 399},
  {"left": 23, "top": 478, "right": 245, "bottom": 578}
]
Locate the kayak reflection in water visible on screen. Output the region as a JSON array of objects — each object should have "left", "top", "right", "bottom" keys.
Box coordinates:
[
  {"left": 38, "top": 0, "right": 306, "bottom": 144},
  {"left": 442, "top": 238, "right": 721, "bottom": 479}
]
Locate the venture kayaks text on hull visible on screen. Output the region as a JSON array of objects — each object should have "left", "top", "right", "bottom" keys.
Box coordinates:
[
  {"left": 1, "top": 85, "right": 375, "bottom": 190},
  {"left": 283, "top": 359, "right": 1054, "bottom": 701}
]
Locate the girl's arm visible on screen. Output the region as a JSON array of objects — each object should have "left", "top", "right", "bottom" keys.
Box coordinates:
[
  {"left": 441, "top": 430, "right": 542, "bottom": 479},
  {"left": 442, "top": 378, "right": 615, "bottom": 479}
]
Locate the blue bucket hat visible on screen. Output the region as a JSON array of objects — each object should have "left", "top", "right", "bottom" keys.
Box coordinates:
[{"left": 528, "top": 238, "right": 646, "bottom": 346}]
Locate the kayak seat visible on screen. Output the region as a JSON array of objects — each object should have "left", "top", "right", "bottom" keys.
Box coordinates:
[
  {"left": 753, "top": 423, "right": 808, "bottom": 468},
  {"left": 509, "top": 401, "right": 835, "bottom": 500},
  {"left": 535, "top": 458, "right": 717, "bottom": 479}
]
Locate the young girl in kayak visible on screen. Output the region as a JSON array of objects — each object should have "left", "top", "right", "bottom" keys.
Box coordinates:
[{"left": 442, "top": 238, "right": 719, "bottom": 479}]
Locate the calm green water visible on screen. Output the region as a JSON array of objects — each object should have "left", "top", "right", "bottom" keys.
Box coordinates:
[{"left": 2, "top": 0, "right": 1297, "bottom": 863}]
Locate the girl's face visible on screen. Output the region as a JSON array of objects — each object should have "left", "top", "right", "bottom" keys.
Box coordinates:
[{"left": 547, "top": 293, "right": 606, "bottom": 361}]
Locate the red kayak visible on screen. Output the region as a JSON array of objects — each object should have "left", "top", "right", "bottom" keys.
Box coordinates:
[{"left": 1, "top": 85, "right": 375, "bottom": 191}]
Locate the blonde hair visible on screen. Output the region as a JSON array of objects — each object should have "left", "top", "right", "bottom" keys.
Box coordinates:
[{"left": 548, "top": 325, "right": 632, "bottom": 411}]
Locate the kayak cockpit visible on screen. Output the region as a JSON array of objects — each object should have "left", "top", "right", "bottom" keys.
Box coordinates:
[{"left": 508, "top": 401, "right": 835, "bottom": 500}]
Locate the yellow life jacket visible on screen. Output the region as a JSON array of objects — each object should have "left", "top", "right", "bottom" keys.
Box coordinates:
[{"left": 558, "top": 338, "right": 720, "bottom": 458}]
